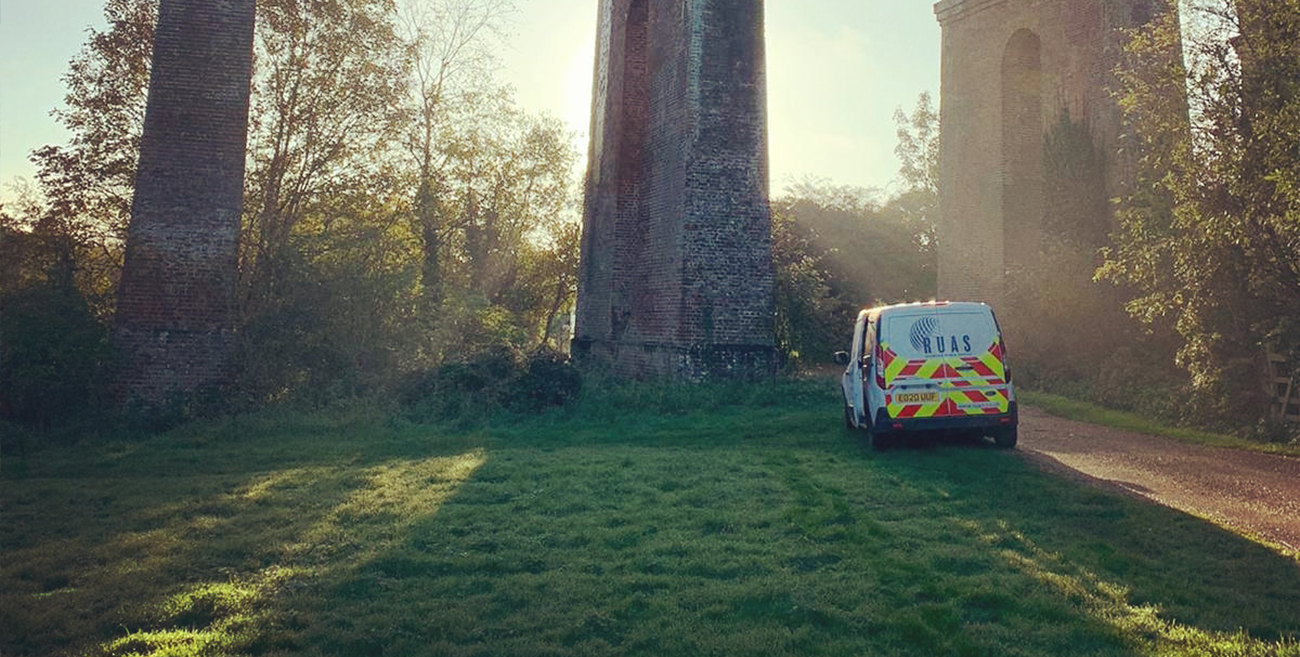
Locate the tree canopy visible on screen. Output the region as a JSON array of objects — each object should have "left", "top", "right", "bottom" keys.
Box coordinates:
[
  {"left": 3, "top": 0, "right": 584, "bottom": 424},
  {"left": 1103, "top": 0, "right": 1300, "bottom": 422}
]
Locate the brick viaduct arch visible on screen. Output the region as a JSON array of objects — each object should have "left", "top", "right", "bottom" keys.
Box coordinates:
[
  {"left": 934, "top": 0, "right": 1159, "bottom": 305},
  {"left": 115, "top": 0, "right": 1166, "bottom": 400},
  {"left": 116, "top": 0, "right": 776, "bottom": 404}
]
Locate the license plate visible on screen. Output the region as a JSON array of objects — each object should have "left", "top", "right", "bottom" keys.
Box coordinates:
[{"left": 895, "top": 391, "right": 940, "bottom": 404}]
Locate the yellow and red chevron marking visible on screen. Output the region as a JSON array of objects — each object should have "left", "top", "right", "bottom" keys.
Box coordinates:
[
  {"left": 879, "top": 344, "right": 898, "bottom": 370},
  {"left": 881, "top": 339, "right": 1010, "bottom": 419},
  {"left": 881, "top": 339, "right": 1006, "bottom": 387},
  {"left": 950, "top": 387, "right": 1008, "bottom": 415}
]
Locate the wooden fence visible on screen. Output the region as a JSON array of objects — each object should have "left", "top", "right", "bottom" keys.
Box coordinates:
[{"left": 1265, "top": 348, "right": 1299, "bottom": 425}]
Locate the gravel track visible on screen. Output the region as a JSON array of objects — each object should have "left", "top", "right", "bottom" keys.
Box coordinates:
[{"left": 1018, "top": 405, "right": 1300, "bottom": 553}]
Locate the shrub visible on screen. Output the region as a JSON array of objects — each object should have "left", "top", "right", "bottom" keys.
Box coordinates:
[
  {"left": 397, "top": 346, "right": 580, "bottom": 423},
  {"left": 0, "top": 282, "right": 115, "bottom": 430}
]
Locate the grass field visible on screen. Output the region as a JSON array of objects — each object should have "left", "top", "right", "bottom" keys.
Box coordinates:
[{"left": 2, "top": 379, "right": 1297, "bottom": 656}]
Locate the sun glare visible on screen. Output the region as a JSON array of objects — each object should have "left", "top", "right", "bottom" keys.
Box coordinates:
[{"left": 563, "top": 36, "right": 596, "bottom": 139}]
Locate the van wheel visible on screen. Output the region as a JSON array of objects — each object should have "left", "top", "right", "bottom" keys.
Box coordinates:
[
  {"left": 867, "top": 425, "right": 890, "bottom": 451},
  {"left": 994, "top": 426, "right": 1018, "bottom": 449}
]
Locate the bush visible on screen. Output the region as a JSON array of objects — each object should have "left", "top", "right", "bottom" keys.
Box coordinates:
[
  {"left": 517, "top": 349, "right": 582, "bottom": 409},
  {"left": 0, "top": 282, "right": 115, "bottom": 430},
  {"left": 397, "top": 346, "right": 580, "bottom": 423},
  {"left": 1003, "top": 237, "right": 1195, "bottom": 428}
]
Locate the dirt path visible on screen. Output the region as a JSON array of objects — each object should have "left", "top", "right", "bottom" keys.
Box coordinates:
[{"left": 1018, "top": 406, "right": 1300, "bottom": 553}]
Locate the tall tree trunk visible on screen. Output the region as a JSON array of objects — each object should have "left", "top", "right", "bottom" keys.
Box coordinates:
[{"left": 417, "top": 172, "right": 443, "bottom": 308}]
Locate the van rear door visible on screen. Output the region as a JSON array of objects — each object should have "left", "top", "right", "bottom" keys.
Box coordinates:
[{"left": 878, "top": 307, "right": 1011, "bottom": 420}]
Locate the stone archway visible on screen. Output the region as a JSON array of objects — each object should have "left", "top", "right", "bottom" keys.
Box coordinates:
[
  {"left": 1001, "top": 28, "right": 1044, "bottom": 283},
  {"left": 934, "top": 0, "right": 1161, "bottom": 305}
]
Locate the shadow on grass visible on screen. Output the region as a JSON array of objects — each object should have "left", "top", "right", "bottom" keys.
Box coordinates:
[
  {"left": 291, "top": 415, "right": 1298, "bottom": 655},
  {"left": 0, "top": 408, "right": 490, "bottom": 657},
  {"left": 2, "top": 387, "right": 1297, "bottom": 656}
]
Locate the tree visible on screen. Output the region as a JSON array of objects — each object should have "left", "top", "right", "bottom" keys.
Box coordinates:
[
  {"left": 423, "top": 98, "right": 579, "bottom": 360},
  {"left": 769, "top": 180, "right": 938, "bottom": 366},
  {"left": 230, "top": 199, "right": 422, "bottom": 403},
  {"left": 4, "top": 1, "right": 157, "bottom": 424},
  {"left": 0, "top": 201, "right": 115, "bottom": 428},
  {"left": 1104, "top": 0, "right": 1300, "bottom": 422},
  {"left": 28, "top": 0, "right": 158, "bottom": 317},
  {"left": 770, "top": 205, "right": 839, "bottom": 366},
  {"left": 890, "top": 91, "right": 939, "bottom": 254},
  {"left": 1041, "top": 111, "right": 1110, "bottom": 251},
  {"left": 532, "top": 217, "right": 581, "bottom": 349},
  {"left": 230, "top": 0, "right": 424, "bottom": 400},
  {"left": 21, "top": 0, "right": 581, "bottom": 410},
  {"left": 398, "top": 0, "right": 515, "bottom": 309},
  {"left": 1003, "top": 111, "right": 1133, "bottom": 389},
  {"left": 240, "top": 0, "right": 410, "bottom": 309}
]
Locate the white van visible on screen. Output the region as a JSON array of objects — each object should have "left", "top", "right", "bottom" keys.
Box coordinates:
[{"left": 835, "top": 301, "right": 1018, "bottom": 449}]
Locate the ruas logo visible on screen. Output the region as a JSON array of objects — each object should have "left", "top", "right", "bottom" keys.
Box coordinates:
[
  {"left": 908, "top": 317, "right": 973, "bottom": 355},
  {"left": 908, "top": 316, "right": 939, "bottom": 352}
]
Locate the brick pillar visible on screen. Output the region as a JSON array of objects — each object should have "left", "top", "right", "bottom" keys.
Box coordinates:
[
  {"left": 574, "top": 0, "right": 777, "bottom": 380},
  {"left": 114, "top": 0, "right": 255, "bottom": 407}
]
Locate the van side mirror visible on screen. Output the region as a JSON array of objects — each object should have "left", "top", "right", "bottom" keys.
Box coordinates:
[{"left": 833, "top": 351, "right": 850, "bottom": 366}]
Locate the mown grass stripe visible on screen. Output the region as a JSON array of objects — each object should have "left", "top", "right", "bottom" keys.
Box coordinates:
[{"left": 1, "top": 379, "right": 1296, "bottom": 656}]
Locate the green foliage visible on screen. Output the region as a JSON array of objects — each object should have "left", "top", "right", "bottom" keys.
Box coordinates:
[
  {"left": 427, "top": 102, "right": 579, "bottom": 326},
  {"left": 0, "top": 207, "right": 116, "bottom": 432},
  {"left": 232, "top": 227, "right": 423, "bottom": 406},
  {"left": 397, "top": 346, "right": 580, "bottom": 423},
  {"left": 893, "top": 91, "right": 939, "bottom": 201},
  {"left": 2, "top": 380, "right": 1297, "bottom": 656},
  {"left": 31, "top": 0, "right": 155, "bottom": 257},
  {"left": 241, "top": 0, "right": 412, "bottom": 315},
  {"left": 770, "top": 183, "right": 937, "bottom": 366},
  {"left": 1104, "top": 0, "right": 1300, "bottom": 424},
  {"left": 770, "top": 206, "right": 843, "bottom": 367},
  {"left": 13, "top": 0, "right": 577, "bottom": 417},
  {"left": 1042, "top": 111, "right": 1111, "bottom": 250},
  {"left": 891, "top": 91, "right": 940, "bottom": 254},
  {"left": 229, "top": 1, "right": 578, "bottom": 405},
  {"left": 0, "top": 281, "right": 115, "bottom": 430},
  {"left": 998, "top": 110, "right": 1197, "bottom": 429}
]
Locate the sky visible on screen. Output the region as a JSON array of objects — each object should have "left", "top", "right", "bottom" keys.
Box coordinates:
[{"left": 0, "top": 0, "right": 940, "bottom": 205}]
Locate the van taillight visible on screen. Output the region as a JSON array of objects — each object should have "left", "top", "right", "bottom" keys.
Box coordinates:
[{"left": 1001, "top": 342, "right": 1012, "bottom": 384}]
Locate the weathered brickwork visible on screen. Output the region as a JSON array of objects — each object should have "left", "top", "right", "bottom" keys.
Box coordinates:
[
  {"left": 574, "top": 0, "right": 777, "bottom": 380},
  {"left": 114, "top": 0, "right": 255, "bottom": 406},
  {"left": 934, "top": 0, "right": 1160, "bottom": 304}
]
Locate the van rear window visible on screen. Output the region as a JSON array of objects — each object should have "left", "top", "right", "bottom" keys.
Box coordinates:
[{"left": 882, "top": 311, "right": 998, "bottom": 360}]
